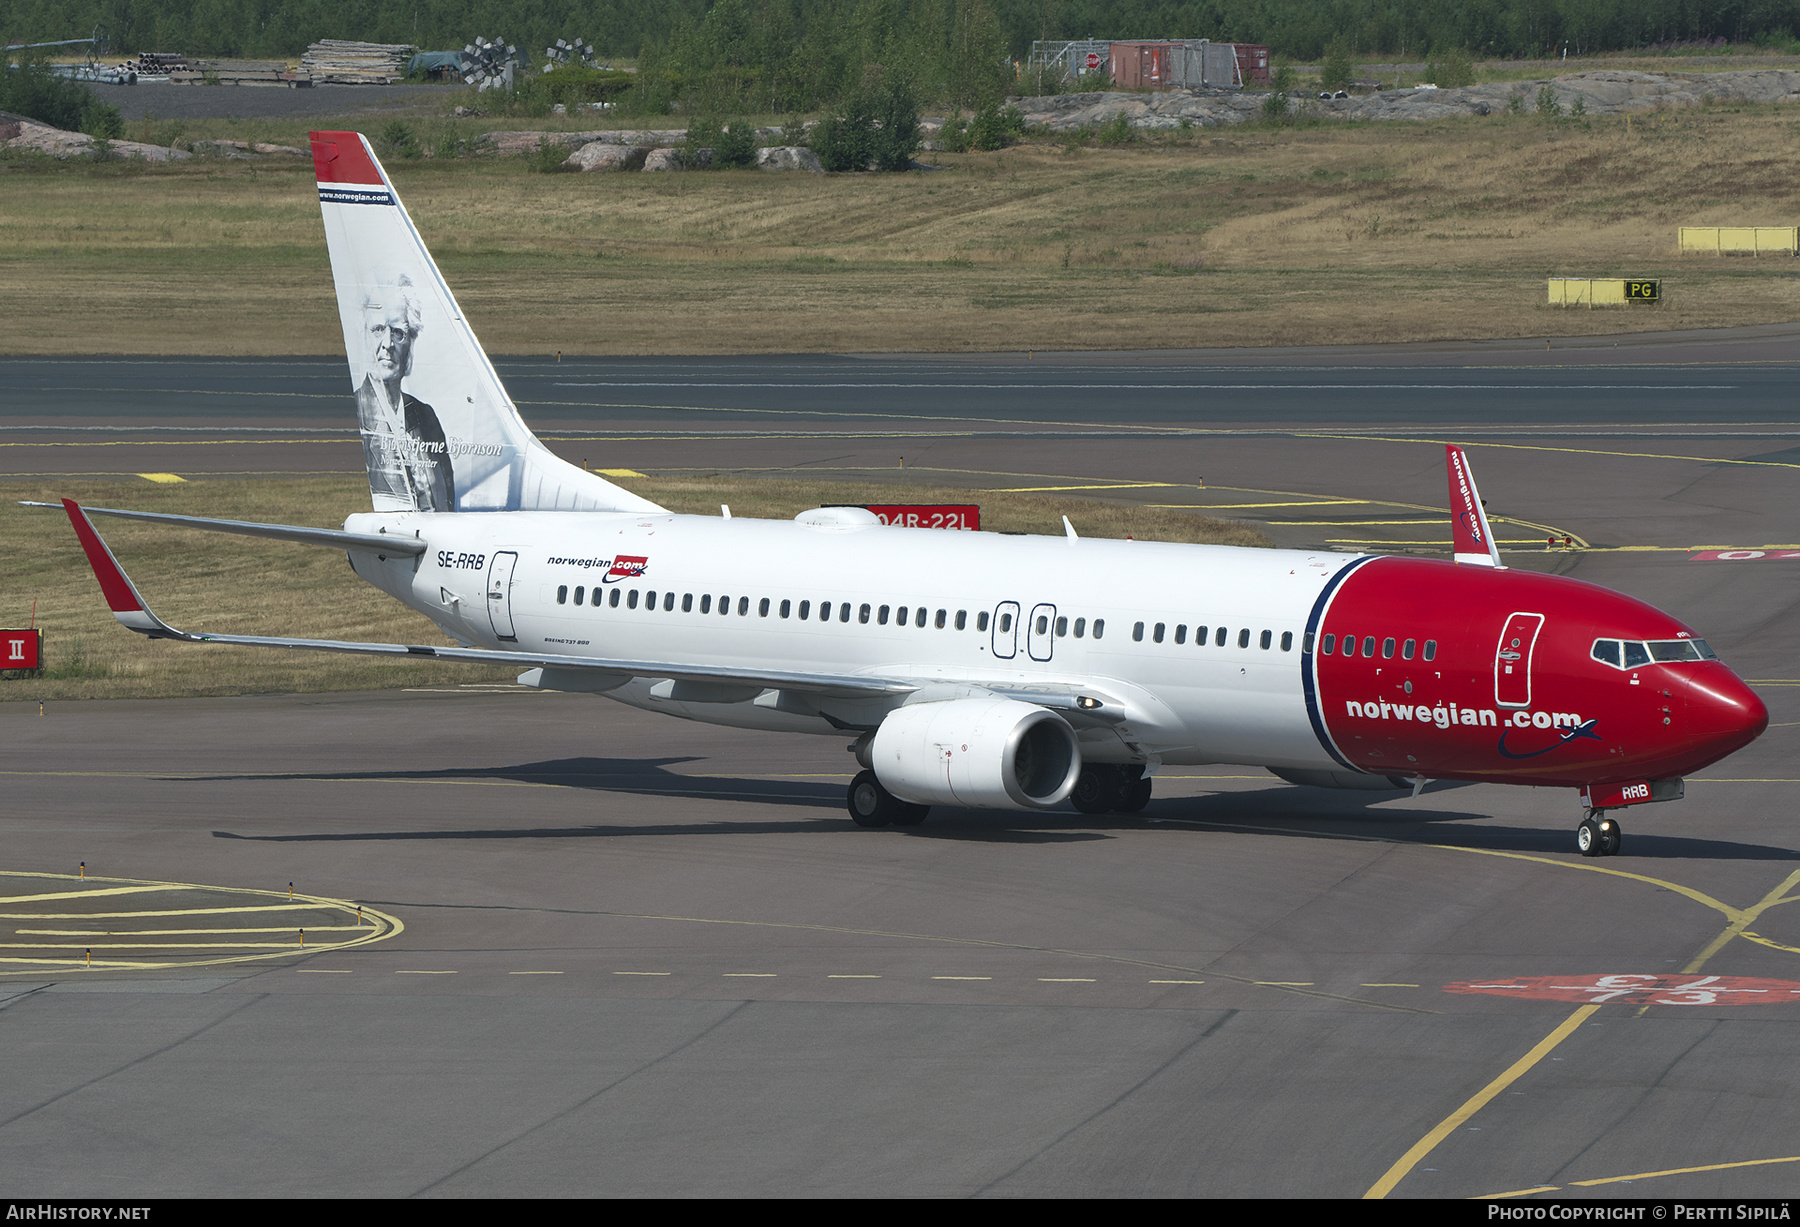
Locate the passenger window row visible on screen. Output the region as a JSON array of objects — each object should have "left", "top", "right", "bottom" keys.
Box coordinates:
[
  {"left": 554, "top": 585, "right": 980, "bottom": 631},
  {"left": 1131, "top": 622, "right": 1294, "bottom": 652},
  {"left": 1317, "top": 633, "right": 1438, "bottom": 661}
]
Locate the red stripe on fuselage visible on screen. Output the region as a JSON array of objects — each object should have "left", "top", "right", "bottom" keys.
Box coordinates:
[
  {"left": 1314, "top": 557, "right": 1765, "bottom": 787},
  {"left": 309, "top": 131, "right": 384, "bottom": 186}
]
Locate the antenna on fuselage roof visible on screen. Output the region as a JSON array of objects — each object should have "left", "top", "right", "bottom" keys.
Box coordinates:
[{"left": 1446, "top": 444, "right": 1504, "bottom": 568}]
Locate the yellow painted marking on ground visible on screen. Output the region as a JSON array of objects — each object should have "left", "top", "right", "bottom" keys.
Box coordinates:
[
  {"left": 17, "top": 926, "right": 367, "bottom": 935},
  {"left": 1288, "top": 520, "right": 1443, "bottom": 526},
  {"left": 1416, "top": 845, "right": 1740, "bottom": 922},
  {"left": 509, "top": 971, "right": 563, "bottom": 975},
  {"left": 0, "top": 871, "right": 400, "bottom": 976},
  {"left": 1, "top": 942, "right": 305, "bottom": 950},
  {"left": 1364, "top": 1004, "right": 1603, "bottom": 1199},
  {"left": 0, "top": 905, "right": 344, "bottom": 919},
  {"left": 1168, "top": 500, "right": 1367, "bottom": 509},
  {"left": 0, "top": 886, "right": 184, "bottom": 905},
  {"left": 1328, "top": 538, "right": 1565, "bottom": 547},
  {"left": 136, "top": 472, "right": 186, "bottom": 483},
  {"left": 1256, "top": 981, "right": 1315, "bottom": 986},
  {"left": 1477, "top": 1186, "right": 1562, "bottom": 1200},
  {"left": 1350, "top": 853, "right": 1800, "bottom": 1188},
  {"left": 1479, "top": 1155, "right": 1800, "bottom": 1198},
  {"left": 1364, "top": 983, "right": 1421, "bottom": 988},
  {"left": 724, "top": 973, "right": 776, "bottom": 977},
  {"left": 613, "top": 971, "right": 670, "bottom": 976},
  {"left": 932, "top": 976, "right": 992, "bottom": 981},
  {"left": 394, "top": 970, "right": 456, "bottom": 975},
  {"left": 1573, "top": 1154, "right": 1800, "bottom": 1187},
  {"left": 1741, "top": 932, "right": 1800, "bottom": 956},
  {"left": 828, "top": 975, "right": 881, "bottom": 979},
  {"left": 1300, "top": 431, "right": 1800, "bottom": 473},
  {"left": 1150, "top": 979, "right": 1205, "bottom": 984},
  {"left": 996, "top": 482, "right": 1176, "bottom": 492},
  {"left": 1038, "top": 978, "right": 1096, "bottom": 982},
  {"left": 595, "top": 468, "right": 643, "bottom": 477},
  {"left": 1675, "top": 867, "right": 1800, "bottom": 977}
]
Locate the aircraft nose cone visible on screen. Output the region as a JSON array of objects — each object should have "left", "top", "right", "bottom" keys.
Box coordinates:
[{"left": 1684, "top": 666, "right": 1768, "bottom": 750}]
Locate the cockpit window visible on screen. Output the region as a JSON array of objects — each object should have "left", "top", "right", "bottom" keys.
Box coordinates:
[{"left": 1595, "top": 637, "right": 1710, "bottom": 669}]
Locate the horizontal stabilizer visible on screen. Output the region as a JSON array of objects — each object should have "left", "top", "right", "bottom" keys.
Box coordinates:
[
  {"left": 1445, "top": 444, "right": 1503, "bottom": 568},
  {"left": 24, "top": 501, "right": 427, "bottom": 555}
]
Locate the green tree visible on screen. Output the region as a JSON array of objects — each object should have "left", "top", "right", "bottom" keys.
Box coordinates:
[
  {"left": 1425, "top": 46, "right": 1476, "bottom": 88},
  {"left": 812, "top": 74, "right": 918, "bottom": 170},
  {"left": 1320, "top": 39, "right": 1353, "bottom": 92},
  {"left": 0, "top": 52, "right": 122, "bottom": 138},
  {"left": 946, "top": 0, "right": 1008, "bottom": 110}
]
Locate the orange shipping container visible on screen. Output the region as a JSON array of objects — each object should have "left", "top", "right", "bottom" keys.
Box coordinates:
[{"left": 1109, "top": 40, "right": 1174, "bottom": 88}]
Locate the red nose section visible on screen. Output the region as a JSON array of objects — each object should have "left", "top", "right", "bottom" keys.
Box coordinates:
[{"left": 1683, "top": 666, "right": 1769, "bottom": 754}]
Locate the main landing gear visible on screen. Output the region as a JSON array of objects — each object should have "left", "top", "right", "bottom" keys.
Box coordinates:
[
  {"left": 1576, "top": 809, "right": 1623, "bottom": 857},
  {"left": 847, "top": 769, "right": 928, "bottom": 828},
  {"left": 1070, "top": 764, "right": 1152, "bottom": 815}
]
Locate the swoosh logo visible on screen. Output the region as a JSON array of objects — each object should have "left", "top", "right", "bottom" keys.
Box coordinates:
[{"left": 1497, "top": 719, "right": 1602, "bottom": 760}]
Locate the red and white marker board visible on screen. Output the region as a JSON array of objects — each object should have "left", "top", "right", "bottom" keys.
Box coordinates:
[
  {"left": 1446, "top": 974, "right": 1800, "bottom": 1006},
  {"left": 0, "top": 629, "right": 41, "bottom": 670}
]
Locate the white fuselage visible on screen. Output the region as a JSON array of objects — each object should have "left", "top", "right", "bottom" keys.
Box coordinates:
[{"left": 345, "top": 509, "right": 1360, "bottom": 772}]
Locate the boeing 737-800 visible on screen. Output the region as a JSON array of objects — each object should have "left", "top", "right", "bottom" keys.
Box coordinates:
[{"left": 43, "top": 131, "right": 1768, "bottom": 855}]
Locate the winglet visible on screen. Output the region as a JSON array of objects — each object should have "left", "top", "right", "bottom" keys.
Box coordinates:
[
  {"left": 61, "top": 499, "right": 183, "bottom": 638},
  {"left": 1446, "top": 445, "right": 1503, "bottom": 568}
]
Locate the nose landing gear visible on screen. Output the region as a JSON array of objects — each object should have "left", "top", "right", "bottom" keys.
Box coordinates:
[{"left": 1576, "top": 809, "right": 1623, "bottom": 857}]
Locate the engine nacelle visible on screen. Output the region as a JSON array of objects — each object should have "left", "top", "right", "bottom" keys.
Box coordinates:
[{"left": 872, "top": 696, "right": 1082, "bottom": 810}]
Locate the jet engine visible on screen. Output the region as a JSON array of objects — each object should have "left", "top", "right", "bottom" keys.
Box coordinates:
[{"left": 872, "top": 696, "right": 1082, "bottom": 810}]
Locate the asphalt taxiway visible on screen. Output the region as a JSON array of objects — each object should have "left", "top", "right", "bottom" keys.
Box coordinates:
[{"left": 2, "top": 340, "right": 1799, "bottom": 1197}]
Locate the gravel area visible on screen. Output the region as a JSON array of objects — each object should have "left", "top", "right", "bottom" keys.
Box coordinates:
[{"left": 87, "top": 81, "right": 464, "bottom": 121}]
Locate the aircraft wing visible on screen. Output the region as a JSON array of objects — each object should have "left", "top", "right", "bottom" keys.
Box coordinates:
[
  {"left": 21, "top": 501, "right": 429, "bottom": 556},
  {"left": 55, "top": 498, "right": 913, "bottom": 700}
]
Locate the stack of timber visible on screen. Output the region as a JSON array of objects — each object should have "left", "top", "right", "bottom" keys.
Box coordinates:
[
  {"left": 301, "top": 40, "right": 415, "bottom": 85},
  {"left": 170, "top": 59, "right": 300, "bottom": 86}
]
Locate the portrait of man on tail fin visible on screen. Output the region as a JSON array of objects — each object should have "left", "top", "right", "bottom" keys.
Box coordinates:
[{"left": 355, "top": 274, "right": 455, "bottom": 512}]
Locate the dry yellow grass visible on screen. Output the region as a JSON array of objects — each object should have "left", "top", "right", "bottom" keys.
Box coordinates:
[
  {"left": 1, "top": 473, "right": 1264, "bottom": 701},
  {"left": 4, "top": 100, "right": 1800, "bottom": 355}
]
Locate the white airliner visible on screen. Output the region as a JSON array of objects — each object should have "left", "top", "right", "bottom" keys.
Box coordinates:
[{"left": 46, "top": 132, "right": 1766, "bottom": 852}]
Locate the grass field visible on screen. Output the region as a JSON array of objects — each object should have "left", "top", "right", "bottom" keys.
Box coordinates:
[
  {"left": 4, "top": 97, "right": 1800, "bottom": 355},
  {"left": 2, "top": 474, "right": 1265, "bottom": 702}
]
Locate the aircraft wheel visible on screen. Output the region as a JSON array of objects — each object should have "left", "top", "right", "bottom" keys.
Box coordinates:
[
  {"left": 890, "top": 802, "right": 930, "bottom": 828},
  {"left": 1070, "top": 765, "right": 1117, "bottom": 814},
  {"left": 1576, "top": 815, "right": 1602, "bottom": 857},
  {"left": 1117, "top": 773, "right": 1153, "bottom": 814},
  {"left": 1598, "top": 817, "right": 1623, "bottom": 857},
  {"left": 847, "top": 770, "right": 893, "bottom": 828}
]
